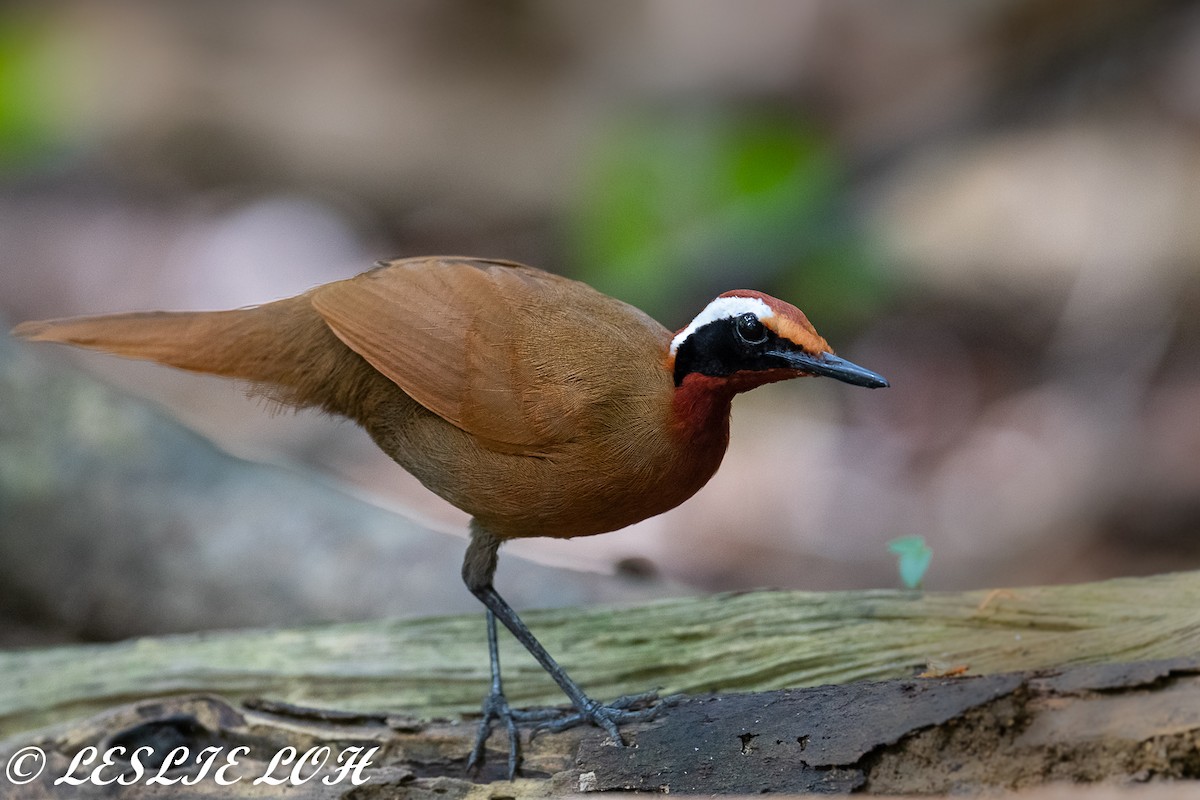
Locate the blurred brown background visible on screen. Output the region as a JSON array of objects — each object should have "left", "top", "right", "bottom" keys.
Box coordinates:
[{"left": 3, "top": 0, "right": 1200, "bottom": 645}]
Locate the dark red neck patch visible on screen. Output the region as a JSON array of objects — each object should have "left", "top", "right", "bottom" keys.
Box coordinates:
[{"left": 671, "top": 368, "right": 802, "bottom": 435}]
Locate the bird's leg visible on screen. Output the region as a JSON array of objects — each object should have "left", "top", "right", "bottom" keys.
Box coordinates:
[
  {"left": 465, "top": 609, "right": 562, "bottom": 776},
  {"left": 461, "top": 524, "right": 659, "bottom": 777}
]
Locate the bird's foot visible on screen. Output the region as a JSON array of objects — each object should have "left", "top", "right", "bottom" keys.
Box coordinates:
[
  {"left": 466, "top": 690, "right": 562, "bottom": 779},
  {"left": 531, "top": 689, "right": 664, "bottom": 739},
  {"left": 466, "top": 690, "right": 669, "bottom": 779}
]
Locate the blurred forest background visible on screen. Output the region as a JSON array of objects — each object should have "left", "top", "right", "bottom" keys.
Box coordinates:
[{"left": 3, "top": 0, "right": 1200, "bottom": 646}]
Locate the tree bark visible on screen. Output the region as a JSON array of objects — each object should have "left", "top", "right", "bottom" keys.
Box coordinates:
[{"left": 3, "top": 572, "right": 1200, "bottom": 795}]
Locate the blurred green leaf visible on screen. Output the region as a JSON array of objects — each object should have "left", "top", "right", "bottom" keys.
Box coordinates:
[
  {"left": 0, "top": 11, "right": 70, "bottom": 171},
  {"left": 888, "top": 535, "right": 933, "bottom": 590},
  {"left": 568, "top": 109, "right": 887, "bottom": 327}
]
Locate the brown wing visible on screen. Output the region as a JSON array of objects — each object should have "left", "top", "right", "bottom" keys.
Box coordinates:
[{"left": 310, "top": 256, "right": 610, "bottom": 451}]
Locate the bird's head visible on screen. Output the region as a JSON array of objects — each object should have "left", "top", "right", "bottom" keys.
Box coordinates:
[{"left": 669, "top": 290, "right": 889, "bottom": 398}]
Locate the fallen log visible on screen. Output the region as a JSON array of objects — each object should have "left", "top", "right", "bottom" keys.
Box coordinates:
[{"left": 3, "top": 571, "right": 1200, "bottom": 795}]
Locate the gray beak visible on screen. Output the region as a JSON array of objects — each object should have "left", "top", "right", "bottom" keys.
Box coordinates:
[{"left": 776, "top": 350, "right": 889, "bottom": 389}]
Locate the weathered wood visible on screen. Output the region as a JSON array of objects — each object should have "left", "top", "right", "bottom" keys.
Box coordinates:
[
  {"left": 3, "top": 570, "right": 1199, "bottom": 742},
  {"left": 3, "top": 658, "right": 1200, "bottom": 796}
]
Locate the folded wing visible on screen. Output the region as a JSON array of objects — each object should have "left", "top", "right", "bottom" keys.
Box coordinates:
[{"left": 311, "top": 257, "right": 587, "bottom": 451}]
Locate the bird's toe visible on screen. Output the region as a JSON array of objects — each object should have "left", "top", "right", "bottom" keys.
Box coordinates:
[{"left": 531, "top": 691, "right": 663, "bottom": 739}]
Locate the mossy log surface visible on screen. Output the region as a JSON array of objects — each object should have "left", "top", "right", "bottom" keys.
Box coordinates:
[
  {"left": 3, "top": 571, "right": 1200, "bottom": 795},
  {"left": 4, "top": 570, "right": 1199, "bottom": 741}
]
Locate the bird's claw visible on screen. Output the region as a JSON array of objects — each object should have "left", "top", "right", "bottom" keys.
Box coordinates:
[
  {"left": 466, "top": 691, "right": 562, "bottom": 778},
  {"left": 467, "top": 689, "right": 667, "bottom": 779},
  {"left": 531, "top": 690, "right": 663, "bottom": 739}
]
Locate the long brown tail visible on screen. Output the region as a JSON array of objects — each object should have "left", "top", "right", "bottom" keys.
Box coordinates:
[{"left": 11, "top": 295, "right": 377, "bottom": 415}]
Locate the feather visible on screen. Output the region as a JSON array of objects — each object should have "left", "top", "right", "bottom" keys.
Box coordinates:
[
  {"left": 311, "top": 256, "right": 669, "bottom": 452},
  {"left": 12, "top": 256, "right": 748, "bottom": 541},
  {"left": 9, "top": 297, "right": 387, "bottom": 419}
]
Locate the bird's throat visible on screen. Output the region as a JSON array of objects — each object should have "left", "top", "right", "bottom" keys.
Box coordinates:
[
  {"left": 671, "top": 373, "right": 737, "bottom": 441},
  {"left": 671, "top": 366, "right": 804, "bottom": 441}
]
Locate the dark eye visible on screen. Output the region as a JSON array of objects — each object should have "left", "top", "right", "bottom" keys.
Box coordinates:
[{"left": 734, "top": 313, "right": 767, "bottom": 345}]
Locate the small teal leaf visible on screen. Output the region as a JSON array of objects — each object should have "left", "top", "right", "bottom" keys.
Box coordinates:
[{"left": 887, "top": 535, "right": 933, "bottom": 590}]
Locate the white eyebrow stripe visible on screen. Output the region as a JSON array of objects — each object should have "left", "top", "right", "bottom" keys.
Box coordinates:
[{"left": 670, "top": 296, "right": 774, "bottom": 355}]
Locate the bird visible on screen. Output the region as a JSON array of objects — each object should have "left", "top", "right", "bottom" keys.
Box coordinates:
[{"left": 12, "top": 255, "right": 888, "bottom": 776}]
